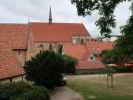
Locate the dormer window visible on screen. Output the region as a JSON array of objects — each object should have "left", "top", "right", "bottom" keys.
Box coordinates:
[
  {"left": 72, "top": 36, "right": 85, "bottom": 44},
  {"left": 72, "top": 36, "right": 80, "bottom": 44}
]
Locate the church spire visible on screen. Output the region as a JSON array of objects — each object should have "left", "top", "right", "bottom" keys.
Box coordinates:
[{"left": 49, "top": 6, "right": 52, "bottom": 24}]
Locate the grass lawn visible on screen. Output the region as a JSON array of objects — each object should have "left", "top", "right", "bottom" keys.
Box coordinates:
[{"left": 67, "top": 73, "right": 133, "bottom": 100}]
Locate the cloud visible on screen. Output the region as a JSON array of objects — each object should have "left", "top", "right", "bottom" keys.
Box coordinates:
[{"left": 0, "top": 0, "right": 131, "bottom": 37}]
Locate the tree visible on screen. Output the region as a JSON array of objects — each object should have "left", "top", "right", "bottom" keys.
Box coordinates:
[
  {"left": 101, "top": 49, "right": 124, "bottom": 65},
  {"left": 72, "top": 0, "right": 132, "bottom": 37},
  {"left": 72, "top": 0, "right": 133, "bottom": 65},
  {"left": 24, "top": 51, "right": 65, "bottom": 89},
  {"left": 116, "top": 8, "right": 133, "bottom": 60},
  {"left": 63, "top": 55, "right": 77, "bottom": 74},
  {"left": 24, "top": 51, "right": 77, "bottom": 89}
]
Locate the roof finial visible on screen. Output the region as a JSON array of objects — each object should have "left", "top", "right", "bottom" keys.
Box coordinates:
[{"left": 49, "top": 6, "right": 52, "bottom": 24}]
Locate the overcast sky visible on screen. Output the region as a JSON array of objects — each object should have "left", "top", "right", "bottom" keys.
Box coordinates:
[{"left": 0, "top": 0, "right": 131, "bottom": 37}]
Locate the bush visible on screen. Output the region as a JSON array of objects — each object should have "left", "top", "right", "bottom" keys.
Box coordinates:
[
  {"left": 0, "top": 82, "right": 49, "bottom": 100},
  {"left": 113, "top": 66, "right": 132, "bottom": 73},
  {"left": 25, "top": 51, "right": 77, "bottom": 89},
  {"left": 24, "top": 51, "right": 65, "bottom": 89},
  {"left": 63, "top": 55, "right": 77, "bottom": 74}
]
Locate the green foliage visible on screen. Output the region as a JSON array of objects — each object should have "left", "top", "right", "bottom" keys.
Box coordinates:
[
  {"left": 116, "top": 15, "right": 133, "bottom": 59},
  {"left": 112, "top": 66, "right": 132, "bottom": 73},
  {"left": 111, "top": 6, "right": 133, "bottom": 63},
  {"left": 25, "top": 51, "right": 77, "bottom": 89},
  {"left": 101, "top": 49, "right": 121, "bottom": 64},
  {"left": 25, "top": 51, "right": 65, "bottom": 89},
  {"left": 0, "top": 82, "right": 49, "bottom": 100},
  {"left": 72, "top": 0, "right": 132, "bottom": 36},
  {"left": 63, "top": 55, "right": 77, "bottom": 74}
]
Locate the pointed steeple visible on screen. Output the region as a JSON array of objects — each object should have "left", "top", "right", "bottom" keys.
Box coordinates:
[{"left": 49, "top": 6, "right": 52, "bottom": 24}]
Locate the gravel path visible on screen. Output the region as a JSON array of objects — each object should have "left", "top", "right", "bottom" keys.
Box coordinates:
[{"left": 50, "top": 86, "right": 83, "bottom": 100}]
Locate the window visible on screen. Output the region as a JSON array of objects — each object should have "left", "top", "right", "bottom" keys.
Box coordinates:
[
  {"left": 72, "top": 36, "right": 80, "bottom": 44},
  {"left": 89, "top": 54, "right": 96, "bottom": 61}
]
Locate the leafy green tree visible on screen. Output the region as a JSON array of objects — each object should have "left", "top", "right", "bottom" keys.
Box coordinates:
[
  {"left": 116, "top": 8, "right": 133, "bottom": 60},
  {"left": 101, "top": 49, "right": 124, "bottom": 65},
  {"left": 72, "top": 0, "right": 132, "bottom": 37},
  {"left": 24, "top": 51, "right": 77, "bottom": 89},
  {"left": 72, "top": 0, "right": 133, "bottom": 65},
  {"left": 24, "top": 51, "right": 65, "bottom": 89}
]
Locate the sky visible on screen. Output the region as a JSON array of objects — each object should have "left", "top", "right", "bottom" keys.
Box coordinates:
[{"left": 0, "top": 0, "right": 131, "bottom": 37}]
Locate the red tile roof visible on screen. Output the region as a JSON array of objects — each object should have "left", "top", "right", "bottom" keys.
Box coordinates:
[
  {"left": 64, "top": 43, "right": 87, "bottom": 60},
  {"left": 0, "top": 22, "right": 114, "bottom": 71},
  {"left": 0, "top": 24, "right": 28, "bottom": 49},
  {"left": 0, "top": 48, "right": 25, "bottom": 80},
  {"left": 30, "top": 23, "right": 90, "bottom": 42},
  {"left": 0, "top": 24, "right": 28, "bottom": 32},
  {"left": 0, "top": 23, "right": 90, "bottom": 49},
  {"left": 63, "top": 41, "right": 114, "bottom": 70},
  {"left": 87, "top": 41, "right": 114, "bottom": 52},
  {"left": 0, "top": 32, "right": 28, "bottom": 50},
  {"left": 86, "top": 41, "right": 114, "bottom": 53}
]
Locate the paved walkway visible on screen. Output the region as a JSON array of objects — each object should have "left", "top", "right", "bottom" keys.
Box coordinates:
[{"left": 50, "top": 86, "right": 84, "bottom": 100}]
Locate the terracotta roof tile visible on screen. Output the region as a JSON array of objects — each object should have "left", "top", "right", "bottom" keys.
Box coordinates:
[
  {"left": 64, "top": 41, "right": 114, "bottom": 70},
  {"left": 63, "top": 43, "right": 87, "bottom": 60},
  {"left": 0, "top": 24, "right": 28, "bottom": 32},
  {"left": 86, "top": 41, "right": 114, "bottom": 52},
  {"left": 0, "top": 22, "right": 90, "bottom": 49},
  {"left": 30, "top": 23, "right": 90, "bottom": 42},
  {"left": 0, "top": 48, "right": 25, "bottom": 80},
  {"left": 0, "top": 24, "right": 28, "bottom": 49}
]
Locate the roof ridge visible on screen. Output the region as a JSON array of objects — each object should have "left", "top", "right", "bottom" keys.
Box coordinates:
[{"left": 30, "top": 22, "right": 83, "bottom": 25}]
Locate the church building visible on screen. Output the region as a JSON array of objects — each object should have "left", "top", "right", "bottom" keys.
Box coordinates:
[{"left": 0, "top": 8, "right": 114, "bottom": 81}]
